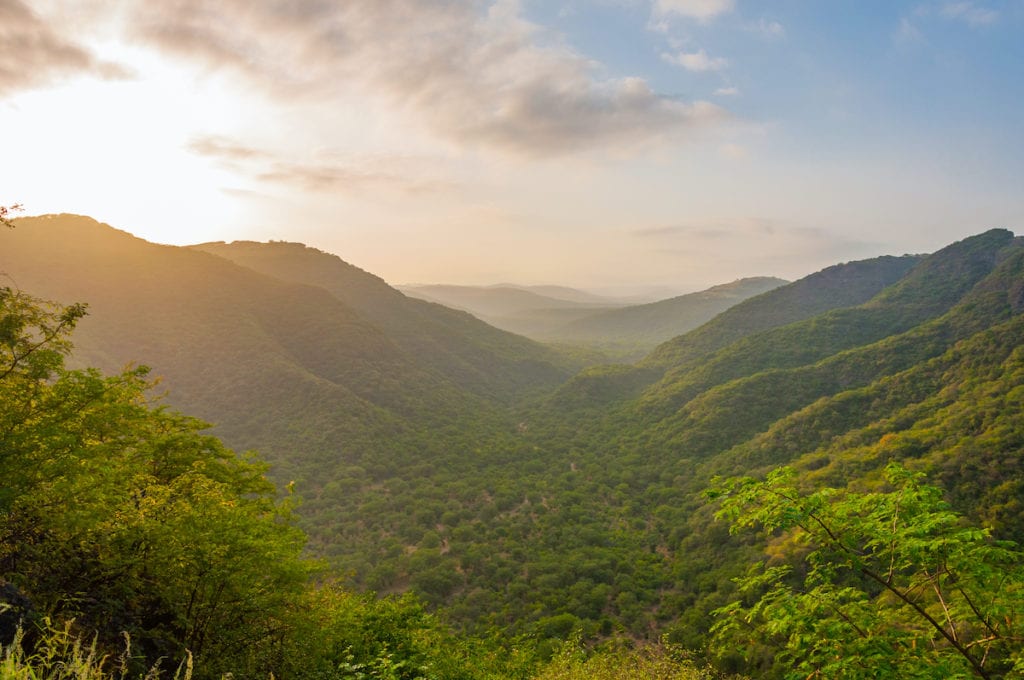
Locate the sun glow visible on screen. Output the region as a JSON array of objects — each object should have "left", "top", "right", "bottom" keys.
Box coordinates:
[{"left": 0, "top": 40, "right": 255, "bottom": 244}]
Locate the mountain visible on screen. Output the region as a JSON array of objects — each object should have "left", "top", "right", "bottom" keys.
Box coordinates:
[
  {"left": 542, "top": 277, "right": 788, "bottom": 353},
  {"left": 0, "top": 215, "right": 575, "bottom": 484},
  {"left": 493, "top": 283, "right": 619, "bottom": 305},
  {"left": 500, "top": 229, "right": 1024, "bottom": 641},
  {"left": 642, "top": 253, "right": 926, "bottom": 369},
  {"left": 398, "top": 283, "right": 626, "bottom": 338},
  {"left": 399, "top": 283, "right": 618, "bottom": 317},
  {"left": 632, "top": 228, "right": 1013, "bottom": 429},
  {"left": 401, "top": 279, "right": 790, "bottom": 358},
  {"left": 547, "top": 253, "right": 923, "bottom": 414},
  {"left": 190, "top": 240, "right": 576, "bottom": 403}
]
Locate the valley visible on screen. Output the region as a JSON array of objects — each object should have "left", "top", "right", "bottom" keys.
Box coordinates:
[{"left": 3, "top": 215, "right": 1024, "bottom": 678}]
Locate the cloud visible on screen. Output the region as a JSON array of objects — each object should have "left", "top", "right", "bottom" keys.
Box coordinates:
[
  {"left": 652, "top": 0, "right": 734, "bottom": 21},
  {"left": 188, "top": 134, "right": 451, "bottom": 194},
  {"left": 634, "top": 219, "right": 884, "bottom": 276},
  {"left": 187, "top": 136, "right": 271, "bottom": 163},
  {"left": 633, "top": 218, "right": 775, "bottom": 239},
  {"left": 714, "top": 86, "right": 739, "bottom": 96},
  {"left": 662, "top": 49, "right": 728, "bottom": 72},
  {"left": 940, "top": 1, "right": 998, "bottom": 25},
  {"left": 0, "top": 0, "right": 129, "bottom": 97},
  {"left": 749, "top": 18, "right": 785, "bottom": 38},
  {"left": 719, "top": 142, "right": 748, "bottom": 160},
  {"left": 893, "top": 17, "right": 926, "bottom": 46},
  {"left": 125, "top": 0, "right": 725, "bottom": 157}
]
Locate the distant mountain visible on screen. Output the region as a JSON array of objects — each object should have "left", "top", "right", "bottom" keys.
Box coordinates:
[
  {"left": 548, "top": 253, "right": 923, "bottom": 413},
  {"left": 643, "top": 253, "right": 926, "bottom": 369},
  {"left": 400, "top": 279, "right": 789, "bottom": 357},
  {"left": 542, "top": 277, "right": 788, "bottom": 353},
  {"left": 399, "top": 284, "right": 615, "bottom": 315},
  {"left": 490, "top": 284, "right": 621, "bottom": 305}
]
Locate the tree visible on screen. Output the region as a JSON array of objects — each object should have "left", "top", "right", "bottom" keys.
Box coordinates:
[
  {"left": 0, "top": 286, "right": 311, "bottom": 677},
  {"left": 708, "top": 464, "right": 1024, "bottom": 679}
]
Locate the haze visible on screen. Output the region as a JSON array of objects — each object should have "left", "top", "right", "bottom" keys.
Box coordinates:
[{"left": 1, "top": 0, "right": 1021, "bottom": 292}]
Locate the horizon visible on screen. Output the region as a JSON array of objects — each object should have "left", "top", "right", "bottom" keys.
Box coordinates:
[{"left": 2, "top": 1, "right": 1021, "bottom": 290}]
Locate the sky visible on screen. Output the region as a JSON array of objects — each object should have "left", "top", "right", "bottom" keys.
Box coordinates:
[{"left": 1, "top": 0, "right": 1022, "bottom": 293}]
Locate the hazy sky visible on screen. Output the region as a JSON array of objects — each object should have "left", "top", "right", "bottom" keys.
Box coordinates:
[{"left": 2, "top": 1, "right": 1021, "bottom": 292}]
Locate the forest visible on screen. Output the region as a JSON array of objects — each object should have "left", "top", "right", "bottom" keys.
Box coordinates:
[{"left": 2, "top": 215, "right": 1024, "bottom": 678}]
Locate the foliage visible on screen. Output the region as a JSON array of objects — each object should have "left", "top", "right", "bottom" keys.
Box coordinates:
[
  {"left": 0, "top": 622, "right": 193, "bottom": 680},
  {"left": 0, "top": 285, "right": 317, "bottom": 677},
  {"left": 531, "top": 636, "right": 731, "bottom": 680},
  {"left": 709, "top": 464, "right": 1024, "bottom": 679},
  {"left": 643, "top": 254, "right": 923, "bottom": 370}
]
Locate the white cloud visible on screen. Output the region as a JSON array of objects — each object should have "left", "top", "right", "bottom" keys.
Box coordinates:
[
  {"left": 751, "top": 18, "right": 785, "bottom": 38},
  {"left": 652, "top": 0, "right": 734, "bottom": 21},
  {"left": 662, "top": 49, "right": 728, "bottom": 72},
  {"left": 940, "top": 1, "right": 998, "bottom": 25},
  {"left": 188, "top": 134, "right": 456, "bottom": 195},
  {"left": 893, "top": 17, "right": 925, "bottom": 46},
  {"left": 714, "top": 86, "right": 739, "bottom": 96},
  {"left": 113, "top": 0, "right": 725, "bottom": 157}
]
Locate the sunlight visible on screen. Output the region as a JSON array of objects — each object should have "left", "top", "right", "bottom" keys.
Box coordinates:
[{"left": 0, "top": 41, "right": 251, "bottom": 243}]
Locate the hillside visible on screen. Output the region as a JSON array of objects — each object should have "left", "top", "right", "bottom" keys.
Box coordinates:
[
  {"left": 399, "top": 283, "right": 626, "bottom": 339},
  {"left": 542, "top": 277, "right": 787, "bottom": 352},
  {"left": 546, "top": 252, "right": 923, "bottom": 415},
  {"left": 0, "top": 215, "right": 573, "bottom": 485},
  {"left": 643, "top": 253, "right": 925, "bottom": 369},
  {"left": 191, "top": 240, "right": 576, "bottom": 403}
]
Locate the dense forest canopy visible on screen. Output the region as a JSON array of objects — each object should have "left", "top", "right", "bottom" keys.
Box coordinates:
[{"left": 2, "top": 217, "right": 1024, "bottom": 678}]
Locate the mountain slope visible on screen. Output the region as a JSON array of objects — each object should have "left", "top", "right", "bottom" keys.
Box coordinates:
[
  {"left": 547, "top": 252, "right": 923, "bottom": 414},
  {"left": 399, "top": 284, "right": 627, "bottom": 339},
  {"left": 543, "top": 277, "right": 787, "bottom": 349},
  {"left": 0, "top": 215, "right": 511, "bottom": 481},
  {"left": 399, "top": 284, "right": 614, "bottom": 317},
  {"left": 632, "top": 229, "right": 1015, "bottom": 424},
  {"left": 190, "top": 240, "right": 575, "bottom": 403},
  {"left": 643, "top": 253, "right": 925, "bottom": 370}
]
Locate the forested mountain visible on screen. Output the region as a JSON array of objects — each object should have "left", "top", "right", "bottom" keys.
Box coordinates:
[
  {"left": 0, "top": 215, "right": 576, "bottom": 484},
  {"left": 5, "top": 215, "right": 1024, "bottom": 679},
  {"left": 191, "top": 240, "right": 576, "bottom": 403},
  {"left": 542, "top": 277, "right": 787, "bottom": 350}
]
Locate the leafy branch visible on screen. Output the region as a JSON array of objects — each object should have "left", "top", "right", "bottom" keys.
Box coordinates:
[{"left": 707, "top": 463, "right": 1024, "bottom": 679}]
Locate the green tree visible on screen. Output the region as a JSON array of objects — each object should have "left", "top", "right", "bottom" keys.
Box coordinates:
[
  {"left": 708, "top": 464, "right": 1024, "bottom": 679},
  {"left": 0, "top": 286, "right": 310, "bottom": 677}
]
